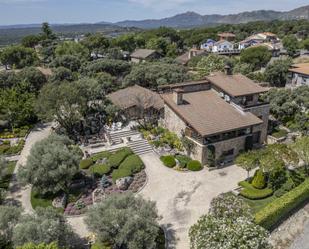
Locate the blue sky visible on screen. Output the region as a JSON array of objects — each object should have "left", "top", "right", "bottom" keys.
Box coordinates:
[{"left": 0, "top": 0, "right": 308, "bottom": 25}]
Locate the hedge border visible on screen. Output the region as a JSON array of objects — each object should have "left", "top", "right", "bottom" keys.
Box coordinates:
[{"left": 255, "top": 179, "right": 309, "bottom": 230}]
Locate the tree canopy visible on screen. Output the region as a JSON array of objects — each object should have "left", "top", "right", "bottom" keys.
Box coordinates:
[
  {"left": 18, "top": 134, "right": 82, "bottom": 194},
  {"left": 85, "top": 193, "right": 159, "bottom": 249}
]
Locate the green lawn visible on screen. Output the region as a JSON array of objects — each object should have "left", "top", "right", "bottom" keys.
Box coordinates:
[
  {"left": 31, "top": 190, "right": 64, "bottom": 213},
  {"left": 239, "top": 195, "right": 277, "bottom": 214},
  {"left": 0, "top": 161, "right": 16, "bottom": 190}
]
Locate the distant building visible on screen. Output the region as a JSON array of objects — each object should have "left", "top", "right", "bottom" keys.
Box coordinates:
[
  {"left": 200, "top": 39, "right": 216, "bottom": 51},
  {"left": 218, "top": 32, "right": 236, "bottom": 42},
  {"left": 175, "top": 48, "right": 208, "bottom": 65},
  {"left": 130, "top": 49, "right": 161, "bottom": 63},
  {"left": 288, "top": 63, "right": 309, "bottom": 87},
  {"left": 238, "top": 32, "right": 279, "bottom": 50},
  {"left": 161, "top": 70, "right": 269, "bottom": 166},
  {"left": 212, "top": 40, "right": 234, "bottom": 53}
]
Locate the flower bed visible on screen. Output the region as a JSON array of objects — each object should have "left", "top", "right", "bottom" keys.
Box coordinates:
[
  {"left": 0, "top": 139, "right": 25, "bottom": 156},
  {"left": 0, "top": 125, "right": 31, "bottom": 139},
  {"left": 160, "top": 154, "right": 203, "bottom": 172}
]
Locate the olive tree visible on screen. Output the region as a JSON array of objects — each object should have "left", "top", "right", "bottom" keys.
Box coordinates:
[
  {"left": 17, "top": 242, "right": 61, "bottom": 249},
  {"left": 18, "top": 134, "right": 82, "bottom": 195},
  {"left": 292, "top": 136, "right": 309, "bottom": 174},
  {"left": 12, "top": 207, "right": 74, "bottom": 248},
  {"left": 0, "top": 205, "right": 21, "bottom": 247},
  {"left": 235, "top": 150, "right": 259, "bottom": 179},
  {"left": 85, "top": 193, "right": 159, "bottom": 249}
]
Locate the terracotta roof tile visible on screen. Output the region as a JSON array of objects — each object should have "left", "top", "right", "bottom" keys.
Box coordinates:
[
  {"left": 206, "top": 72, "right": 268, "bottom": 97},
  {"left": 162, "top": 90, "right": 262, "bottom": 137},
  {"left": 289, "top": 63, "right": 309, "bottom": 75},
  {"left": 107, "top": 85, "right": 164, "bottom": 110},
  {"left": 162, "top": 90, "right": 263, "bottom": 136}
]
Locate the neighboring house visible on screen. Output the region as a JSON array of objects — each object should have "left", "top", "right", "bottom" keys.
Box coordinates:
[
  {"left": 107, "top": 85, "right": 164, "bottom": 119},
  {"left": 287, "top": 63, "right": 309, "bottom": 87},
  {"left": 130, "top": 49, "right": 161, "bottom": 63},
  {"left": 212, "top": 40, "right": 234, "bottom": 52},
  {"left": 238, "top": 32, "right": 279, "bottom": 50},
  {"left": 218, "top": 32, "right": 236, "bottom": 42},
  {"left": 161, "top": 70, "right": 269, "bottom": 166},
  {"left": 200, "top": 39, "right": 216, "bottom": 51},
  {"left": 175, "top": 48, "right": 208, "bottom": 65}
]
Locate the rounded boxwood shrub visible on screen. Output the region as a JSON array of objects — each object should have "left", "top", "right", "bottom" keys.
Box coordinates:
[
  {"left": 160, "top": 155, "right": 176, "bottom": 168},
  {"left": 252, "top": 169, "right": 266, "bottom": 189},
  {"left": 112, "top": 168, "right": 132, "bottom": 182},
  {"left": 240, "top": 188, "right": 273, "bottom": 200},
  {"left": 90, "top": 164, "right": 111, "bottom": 177},
  {"left": 175, "top": 155, "right": 191, "bottom": 168},
  {"left": 119, "top": 154, "right": 144, "bottom": 174},
  {"left": 79, "top": 158, "right": 94, "bottom": 169},
  {"left": 187, "top": 160, "right": 203, "bottom": 171}
]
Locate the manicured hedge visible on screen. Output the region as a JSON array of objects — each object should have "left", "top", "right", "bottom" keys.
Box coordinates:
[
  {"left": 90, "top": 164, "right": 111, "bottom": 177},
  {"left": 112, "top": 168, "right": 132, "bottom": 182},
  {"left": 160, "top": 155, "right": 176, "bottom": 168},
  {"left": 79, "top": 158, "right": 94, "bottom": 169},
  {"left": 119, "top": 154, "right": 144, "bottom": 174},
  {"left": 238, "top": 180, "right": 254, "bottom": 190},
  {"left": 108, "top": 147, "right": 133, "bottom": 169},
  {"left": 175, "top": 155, "right": 191, "bottom": 168},
  {"left": 240, "top": 187, "right": 273, "bottom": 200},
  {"left": 187, "top": 160, "right": 203, "bottom": 171},
  {"left": 251, "top": 169, "right": 266, "bottom": 189},
  {"left": 255, "top": 179, "right": 309, "bottom": 230},
  {"left": 91, "top": 151, "right": 111, "bottom": 162}
]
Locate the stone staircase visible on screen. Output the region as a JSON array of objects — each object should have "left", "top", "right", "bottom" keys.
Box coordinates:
[
  {"left": 128, "top": 139, "right": 153, "bottom": 155},
  {"left": 109, "top": 130, "right": 140, "bottom": 144}
]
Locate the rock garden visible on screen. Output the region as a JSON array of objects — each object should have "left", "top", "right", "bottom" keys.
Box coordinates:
[{"left": 62, "top": 147, "right": 147, "bottom": 215}]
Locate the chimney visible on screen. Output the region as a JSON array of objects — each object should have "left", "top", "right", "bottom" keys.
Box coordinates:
[
  {"left": 173, "top": 88, "right": 184, "bottom": 105},
  {"left": 224, "top": 64, "right": 232, "bottom": 75}
]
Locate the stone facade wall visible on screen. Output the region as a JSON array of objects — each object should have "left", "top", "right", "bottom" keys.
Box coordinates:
[
  {"left": 189, "top": 135, "right": 249, "bottom": 165},
  {"left": 246, "top": 104, "right": 270, "bottom": 143},
  {"left": 163, "top": 105, "right": 187, "bottom": 137}
]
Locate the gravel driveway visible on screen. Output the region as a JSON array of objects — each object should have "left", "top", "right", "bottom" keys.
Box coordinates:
[{"left": 139, "top": 152, "right": 246, "bottom": 249}]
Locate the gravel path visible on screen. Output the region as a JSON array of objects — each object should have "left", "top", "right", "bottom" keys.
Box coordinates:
[
  {"left": 270, "top": 202, "right": 309, "bottom": 249},
  {"left": 6, "top": 123, "right": 52, "bottom": 213},
  {"left": 139, "top": 152, "right": 246, "bottom": 249}
]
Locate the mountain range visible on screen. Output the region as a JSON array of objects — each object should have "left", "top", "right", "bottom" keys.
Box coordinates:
[
  {"left": 113, "top": 5, "right": 309, "bottom": 29},
  {"left": 0, "top": 5, "right": 309, "bottom": 31}
]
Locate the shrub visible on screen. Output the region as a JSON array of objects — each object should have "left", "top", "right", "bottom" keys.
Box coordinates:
[
  {"left": 175, "top": 155, "right": 191, "bottom": 168},
  {"left": 90, "top": 151, "right": 111, "bottom": 162},
  {"left": 251, "top": 169, "right": 266, "bottom": 189},
  {"left": 90, "top": 164, "right": 111, "bottom": 177},
  {"left": 79, "top": 158, "right": 94, "bottom": 169},
  {"left": 108, "top": 148, "right": 133, "bottom": 169},
  {"left": 187, "top": 160, "right": 203, "bottom": 171},
  {"left": 111, "top": 168, "right": 132, "bottom": 182},
  {"left": 119, "top": 155, "right": 144, "bottom": 174},
  {"left": 238, "top": 180, "right": 254, "bottom": 190},
  {"left": 91, "top": 242, "right": 112, "bottom": 249},
  {"left": 255, "top": 179, "right": 309, "bottom": 230},
  {"left": 160, "top": 155, "right": 176, "bottom": 168},
  {"left": 240, "top": 188, "right": 273, "bottom": 200}
]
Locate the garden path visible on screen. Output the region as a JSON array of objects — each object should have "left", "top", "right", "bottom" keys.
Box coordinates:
[
  {"left": 6, "top": 123, "right": 52, "bottom": 213},
  {"left": 139, "top": 152, "right": 247, "bottom": 249}
]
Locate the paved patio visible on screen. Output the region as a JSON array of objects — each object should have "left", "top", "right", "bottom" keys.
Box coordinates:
[{"left": 139, "top": 152, "right": 247, "bottom": 249}]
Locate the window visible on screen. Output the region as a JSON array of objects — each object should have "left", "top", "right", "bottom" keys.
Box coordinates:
[{"left": 222, "top": 149, "right": 234, "bottom": 157}]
